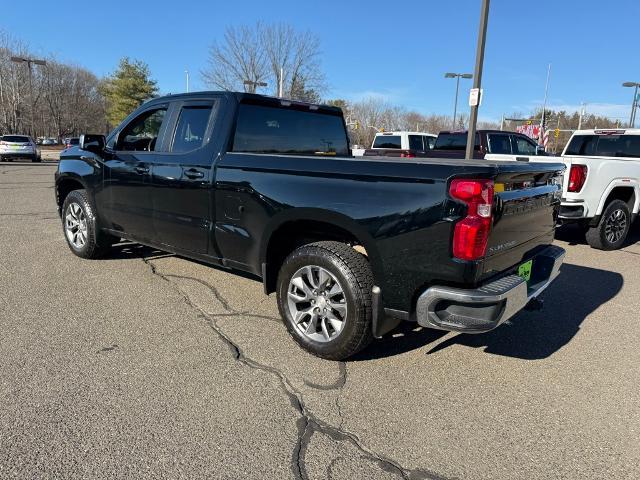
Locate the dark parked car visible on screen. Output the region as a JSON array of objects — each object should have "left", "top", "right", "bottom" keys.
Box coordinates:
[
  {"left": 55, "top": 92, "right": 566, "bottom": 359},
  {"left": 432, "top": 130, "right": 548, "bottom": 161}
]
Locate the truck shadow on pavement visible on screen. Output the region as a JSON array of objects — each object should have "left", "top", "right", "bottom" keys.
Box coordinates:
[
  {"left": 106, "top": 243, "right": 624, "bottom": 362},
  {"left": 355, "top": 263, "right": 623, "bottom": 361}
]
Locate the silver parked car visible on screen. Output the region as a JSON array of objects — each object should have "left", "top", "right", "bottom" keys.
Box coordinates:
[{"left": 0, "top": 135, "right": 41, "bottom": 162}]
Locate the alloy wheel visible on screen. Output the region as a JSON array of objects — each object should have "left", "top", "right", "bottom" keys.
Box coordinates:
[
  {"left": 286, "top": 265, "right": 348, "bottom": 343},
  {"left": 65, "top": 202, "right": 88, "bottom": 249},
  {"left": 604, "top": 209, "right": 627, "bottom": 244}
]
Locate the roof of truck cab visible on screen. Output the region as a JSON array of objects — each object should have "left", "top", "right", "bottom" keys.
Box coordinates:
[
  {"left": 571, "top": 128, "right": 640, "bottom": 135},
  {"left": 142, "top": 91, "right": 343, "bottom": 114},
  {"left": 375, "top": 131, "right": 437, "bottom": 137}
]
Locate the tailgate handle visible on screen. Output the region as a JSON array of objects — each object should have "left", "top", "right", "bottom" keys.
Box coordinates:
[
  {"left": 515, "top": 156, "right": 530, "bottom": 162},
  {"left": 184, "top": 169, "right": 204, "bottom": 179}
]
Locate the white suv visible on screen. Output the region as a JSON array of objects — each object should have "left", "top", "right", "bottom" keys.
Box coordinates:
[
  {"left": 551, "top": 129, "right": 639, "bottom": 250},
  {"left": 0, "top": 135, "right": 41, "bottom": 162},
  {"left": 364, "top": 131, "right": 437, "bottom": 158}
]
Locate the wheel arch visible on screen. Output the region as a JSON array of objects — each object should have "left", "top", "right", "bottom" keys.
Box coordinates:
[
  {"left": 595, "top": 182, "right": 639, "bottom": 216},
  {"left": 260, "top": 208, "right": 382, "bottom": 294},
  {"left": 55, "top": 174, "right": 88, "bottom": 213}
]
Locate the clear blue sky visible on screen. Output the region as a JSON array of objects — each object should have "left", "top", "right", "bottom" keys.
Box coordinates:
[{"left": 3, "top": 0, "right": 639, "bottom": 123}]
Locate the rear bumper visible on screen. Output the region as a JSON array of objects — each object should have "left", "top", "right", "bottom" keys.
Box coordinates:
[
  {"left": 415, "top": 245, "right": 565, "bottom": 333},
  {"left": 0, "top": 152, "right": 37, "bottom": 159}
]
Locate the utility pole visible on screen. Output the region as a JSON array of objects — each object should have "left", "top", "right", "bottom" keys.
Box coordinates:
[
  {"left": 10, "top": 56, "right": 46, "bottom": 137},
  {"left": 539, "top": 63, "right": 551, "bottom": 147},
  {"left": 622, "top": 82, "right": 639, "bottom": 128},
  {"left": 578, "top": 102, "right": 586, "bottom": 130},
  {"left": 445, "top": 72, "right": 473, "bottom": 129},
  {"left": 279, "top": 68, "right": 284, "bottom": 98},
  {"left": 500, "top": 113, "right": 504, "bottom": 131},
  {"left": 465, "top": 0, "right": 490, "bottom": 160}
]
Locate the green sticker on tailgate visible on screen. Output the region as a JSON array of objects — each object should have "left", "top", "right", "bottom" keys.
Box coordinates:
[{"left": 518, "top": 260, "right": 533, "bottom": 282}]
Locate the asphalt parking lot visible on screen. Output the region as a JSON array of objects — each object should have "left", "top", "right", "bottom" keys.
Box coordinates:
[{"left": 1, "top": 162, "right": 639, "bottom": 480}]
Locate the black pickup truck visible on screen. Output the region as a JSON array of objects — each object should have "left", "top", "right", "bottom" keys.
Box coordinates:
[
  {"left": 55, "top": 92, "right": 566, "bottom": 360},
  {"left": 432, "top": 130, "right": 547, "bottom": 160}
]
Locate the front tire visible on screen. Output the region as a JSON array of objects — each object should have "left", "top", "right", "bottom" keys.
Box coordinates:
[
  {"left": 585, "top": 199, "right": 631, "bottom": 250},
  {"left": 276, "top": 241, "right": 374, "bottom": 360},
  {"left": 62, "top": 189, "right": 114, "bottom": 259}
]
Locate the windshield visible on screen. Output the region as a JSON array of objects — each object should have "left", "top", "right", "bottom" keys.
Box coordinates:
[{"left": 372, "top": 135, "right": 401, "bottom": 149}]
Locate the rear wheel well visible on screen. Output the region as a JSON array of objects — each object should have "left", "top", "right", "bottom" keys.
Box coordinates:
[
  {"left": 604, "top": 186, "right": 636, "bottom": 212},
  {"left": 264, "top": 220, "right": 365, "bottom": 294},
  {"left": 56, "top": 178, "right": 84, "bottom": 211}
]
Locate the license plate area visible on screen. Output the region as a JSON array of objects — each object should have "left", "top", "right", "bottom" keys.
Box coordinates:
[{"left": 517, "top": 259, "right": 533, "bottom": 283}]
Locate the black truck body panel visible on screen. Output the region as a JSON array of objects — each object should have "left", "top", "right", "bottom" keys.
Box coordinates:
[{"left": 55, "top": 92, "right": 564, "bottom": 316}]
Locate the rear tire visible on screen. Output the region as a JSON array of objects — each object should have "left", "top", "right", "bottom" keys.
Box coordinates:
[
  {"left": 61, "top": 189, "right": 114, "bottom": 259},
  {"left": 585, "top": 199, "right": 631, "bottom": 250},
  {"left": 276, "top": 241, "right": 374, "bottom": 360}
]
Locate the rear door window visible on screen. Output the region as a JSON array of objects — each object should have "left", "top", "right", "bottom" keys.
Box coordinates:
[
  {"left": 373, "top": 135, "right": 401, "bottom": 149},
  {"left": 408, "top": 135, "right": 424, "bottom": 151},
  {"left": 233, "top": 103, "right": 349, "bottom": 156},
  {"left": 171, "top": 105, "right": 213, "bottom": 153},
  {"left": 424, "top": 136, "right": 435, "bottom": 149},
  {"left": 487, "top": 133, "right": 513, "bottom": 154}
]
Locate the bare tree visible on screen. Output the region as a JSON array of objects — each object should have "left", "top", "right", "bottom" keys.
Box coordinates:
[
  {"left": 0, "top": 30, "right": 107, "bottom": 138},
  {"left": 202, "top": 22, "right": 326, "bottom": 101},
  {"left": 262, "top": 23, "right": 325, "bottom": 101},
  {"left": 202, "top": 24, "right": 268, "bottom": 93}
]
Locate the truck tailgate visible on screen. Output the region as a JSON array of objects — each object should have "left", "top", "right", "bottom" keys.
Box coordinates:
[{"left": 482, "top": 163, "right": 564, "bottom": 278}]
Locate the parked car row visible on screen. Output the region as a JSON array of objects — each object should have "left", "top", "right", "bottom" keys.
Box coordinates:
[{"left": 361, "top": 127, "right": 639, "bottom": 250}]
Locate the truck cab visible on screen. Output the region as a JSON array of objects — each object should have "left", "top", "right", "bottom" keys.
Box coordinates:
[{"left": 363, "top": 131, "right": 436, "bottom": 158}]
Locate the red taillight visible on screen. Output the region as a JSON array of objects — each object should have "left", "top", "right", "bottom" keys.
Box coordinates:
[
  {"left": 567, "top": 164, "right": 587, "bottom": 193},
  {"left": 400, "top": 150, "right": 415, "bottom": 158},
  {"left": 450, "top": 179, "right": 494, "bottom": 261}
]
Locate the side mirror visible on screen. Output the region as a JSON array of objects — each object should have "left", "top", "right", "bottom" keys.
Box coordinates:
[
  {"left": 79, "top": 134, "right": 105, "bottom": 154},
  {"left": 536, "top": 145, "right": 546, "bottom": 156}
]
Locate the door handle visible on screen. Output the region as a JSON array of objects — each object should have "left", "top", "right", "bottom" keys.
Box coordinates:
[
  {"left": 134, "top": 166, "right": 149, "bottom": 174},
  {"left": 184, "top": 169, "right": 204, "bottom": 179}
]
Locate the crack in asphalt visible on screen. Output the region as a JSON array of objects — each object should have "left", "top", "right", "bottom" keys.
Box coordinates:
[{"left": 141, "top": 256, "right": 444, "bottom": 480}]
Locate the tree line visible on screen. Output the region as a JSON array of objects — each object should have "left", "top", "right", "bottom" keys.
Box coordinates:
[
  {"left": 0, "top": 32, "right": 108, "bottom": 139},
  {"left": 1, "top": 26, "right": 623, "bottom": 149}
]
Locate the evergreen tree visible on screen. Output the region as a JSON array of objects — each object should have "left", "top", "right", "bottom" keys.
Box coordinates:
[{"left": 100, "top": 57, "right": 157, "bottom": 127}]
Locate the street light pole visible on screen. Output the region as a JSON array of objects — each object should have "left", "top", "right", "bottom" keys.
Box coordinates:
[
  {"left": 623, "top": 82, "right": 640, "bottom": 128},
  {"left": 465, "top": 0, "right": 490, "bottom": 160},
  {"left": 445, "top": 72, "right": 473, "bottom": 129},
  {"left": 185, "top": 70, "right": 190, "bottom": 93},
  {"left": 10, "top": 56, "right": 46, "bottom": 137}
]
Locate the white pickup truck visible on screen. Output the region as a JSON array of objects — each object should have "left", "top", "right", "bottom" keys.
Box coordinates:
[{"left": 547, "top": 129, "right": 640, "bottom": 250}]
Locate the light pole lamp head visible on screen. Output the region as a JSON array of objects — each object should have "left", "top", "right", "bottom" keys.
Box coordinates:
[
  {"left": 461, "top": 73, "right": 473, "bottom": 79},
  {"left": 622, "top": 82, "right": 639, "bottom": 87},
  {"left": 445, "top": 73, "right": 457, "bottom": 78}
]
